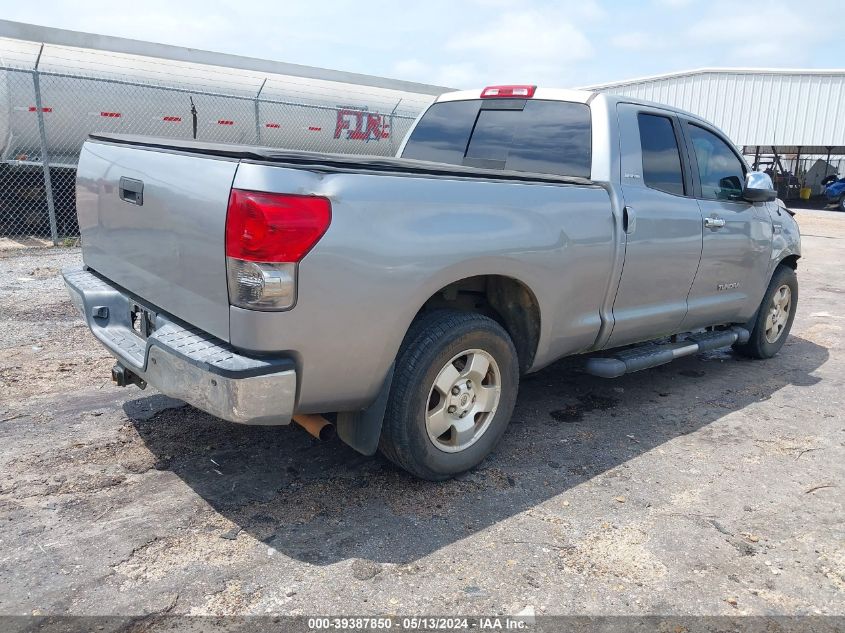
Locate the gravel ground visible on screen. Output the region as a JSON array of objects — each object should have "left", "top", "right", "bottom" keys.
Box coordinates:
[{"left": 0, "top": 210, "right": 842, "bottom": 621}]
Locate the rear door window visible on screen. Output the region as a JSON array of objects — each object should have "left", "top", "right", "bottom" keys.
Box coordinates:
[
  {"left": 637, "top": 113, "right": 685, "bottom": 196},
  {"left": 402, "top": 99, "right": 591, "bottom": 178}
]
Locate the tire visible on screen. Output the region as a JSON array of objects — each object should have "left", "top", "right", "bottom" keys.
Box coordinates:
[
  {"left": 733, "top": 265, "right": 798, "bottom": 359},
  {"left": 839, "top": 196, "right": 845, "bottom": 212},
  {"left": 379, "top": 309, "right": 519, "bottom": 480}
]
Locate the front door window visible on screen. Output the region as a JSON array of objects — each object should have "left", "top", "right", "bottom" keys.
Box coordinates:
[{"left": 687, "top": 124, "right": 745, "bottom": 201}]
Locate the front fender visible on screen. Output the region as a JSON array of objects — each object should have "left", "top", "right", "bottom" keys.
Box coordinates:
[{"left": 768, "top": 199, "right": 801, "bottom": 275}]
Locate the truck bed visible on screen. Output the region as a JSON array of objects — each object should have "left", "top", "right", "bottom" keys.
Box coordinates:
[
  {"left": 89, "top": 134, "right": 595, "bottom": 187},
  {"left": 76, "top": 134, "right": 615, "bottom": 411}
]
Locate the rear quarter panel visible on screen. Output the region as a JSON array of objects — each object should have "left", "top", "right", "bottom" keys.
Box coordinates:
[{"left": 231, "top": 162, "right": 615, "bottom": 412}]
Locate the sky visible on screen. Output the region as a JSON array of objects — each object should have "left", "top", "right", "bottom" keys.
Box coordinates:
[{"left": 3, "top": 0, "right": 844, "bottom": 89}]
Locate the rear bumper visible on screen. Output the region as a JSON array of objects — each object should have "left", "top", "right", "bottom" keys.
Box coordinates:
[{"left": 63, "top": 266, "right": 297, "bottom": 425}]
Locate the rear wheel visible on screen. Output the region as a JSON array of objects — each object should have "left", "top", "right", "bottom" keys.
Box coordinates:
[
  {"left": 379, "top": 310, "right": 519, "bottom": 480},
  {"left": 734, "top": 265, "right": 798, "bottom": 359}
]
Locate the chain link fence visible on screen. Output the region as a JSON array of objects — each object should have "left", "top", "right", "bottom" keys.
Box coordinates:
[{"left": 1, "top": 40, "right": 430, "bottom": 245}]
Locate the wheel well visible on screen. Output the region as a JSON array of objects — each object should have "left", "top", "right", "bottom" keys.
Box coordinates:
[
  {"left": 416, "top": 275, "right": 541, "bottom": 373},
  {"left": 780, "top": 254, "right": 799, "bottom": 270}
]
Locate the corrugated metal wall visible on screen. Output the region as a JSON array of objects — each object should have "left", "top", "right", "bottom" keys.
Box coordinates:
[{"left": 585, "top": 70, "right": 845, "bottom": 147}]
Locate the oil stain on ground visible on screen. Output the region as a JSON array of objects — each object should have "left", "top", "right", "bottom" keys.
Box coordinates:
[{"left": 549, "top": 393, "right": 618, "bottom": 423}]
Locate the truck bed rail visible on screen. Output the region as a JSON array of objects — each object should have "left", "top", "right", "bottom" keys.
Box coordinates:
[{"left": 89, "top": 133, "right": 597, "bottom": 187}]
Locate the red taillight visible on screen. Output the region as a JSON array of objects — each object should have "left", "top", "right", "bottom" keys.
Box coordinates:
[
  {"left": 225, "top": 190, "right": 332, "bottom": 263},
  {"left": 480, "top": 85, "right": 536, "bottom": 98}
]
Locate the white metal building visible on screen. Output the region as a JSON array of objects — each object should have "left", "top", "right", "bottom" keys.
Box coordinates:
[
  {"left": 583, "top": 68, "right": 845, "bottom": 151},
  {"left": 583, "top": 68, "right": 845, "bottom": 197}
]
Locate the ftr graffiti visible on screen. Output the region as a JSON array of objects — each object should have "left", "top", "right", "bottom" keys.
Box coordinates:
[{"left": 334, "top": 108, "right": 390, "bottom": 142}]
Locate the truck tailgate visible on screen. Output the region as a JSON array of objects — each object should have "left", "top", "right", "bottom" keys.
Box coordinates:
[{"left": 75, "top": 140, "right": 236, "bottom": 342}]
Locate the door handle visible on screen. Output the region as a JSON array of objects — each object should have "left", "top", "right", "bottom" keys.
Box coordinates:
[
  {"left": 623, "top": 206, "right": 636, "bottom": 234},
  {"left": 704, "top": 216, "right": 726, "bottom": 229}
]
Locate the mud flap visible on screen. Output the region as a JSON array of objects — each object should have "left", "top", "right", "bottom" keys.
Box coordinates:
[{"left": 336, "top": 364, "right": 395, "bottom": 456}]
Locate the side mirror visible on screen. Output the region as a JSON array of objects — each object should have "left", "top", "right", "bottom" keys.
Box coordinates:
[{"left": 743, "top": 171, "right": 777, "bottom": 202}]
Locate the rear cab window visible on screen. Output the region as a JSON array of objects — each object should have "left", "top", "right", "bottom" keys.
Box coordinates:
[{"left": 402, "top": 98, "right": 591, "bottom": 179}]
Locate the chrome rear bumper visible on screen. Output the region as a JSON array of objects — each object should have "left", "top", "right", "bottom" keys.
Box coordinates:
[{"left": 63, "top": 266, "right": 296, "bottom": 425}]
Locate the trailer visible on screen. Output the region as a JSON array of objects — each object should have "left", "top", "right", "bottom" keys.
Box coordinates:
[{"left": 0, "top": 23, "right": 448, "bottom": 239}]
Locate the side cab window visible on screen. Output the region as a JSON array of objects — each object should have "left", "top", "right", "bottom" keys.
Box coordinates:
[
  {"left": 637, "top": 113, "right": 686, "bottom": 196},
  {"left": 617, "top": 103, "right": 694, "bottom": 198},
  {"left": 685, "top": 123, "right": 747, "bottom": 201}
]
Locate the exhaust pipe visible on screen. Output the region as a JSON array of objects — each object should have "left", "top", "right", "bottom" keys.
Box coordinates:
[{"left": 292, "top": 414, "right": 334, "bottom": 441}]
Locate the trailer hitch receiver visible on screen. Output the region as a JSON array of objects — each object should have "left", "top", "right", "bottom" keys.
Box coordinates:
[{"left": 111, "top": 362, "right": 147, "bottom": 389}]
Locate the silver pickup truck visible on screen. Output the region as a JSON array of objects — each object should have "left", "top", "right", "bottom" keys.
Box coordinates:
[{"left": 64, "top": 85, "right": 801, "bottom": 480}]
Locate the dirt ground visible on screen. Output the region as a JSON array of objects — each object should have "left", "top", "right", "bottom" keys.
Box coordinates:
[{"left": 0, "top": 209, "right": 843, "bottom": 621}]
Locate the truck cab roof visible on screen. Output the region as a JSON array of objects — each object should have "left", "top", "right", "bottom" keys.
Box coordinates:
[
  {"left": 437, "top": 87, "right": 596, "bottom": 105},
  {"left": 436, "top": 86, "right": 708, "bottom": 126}
]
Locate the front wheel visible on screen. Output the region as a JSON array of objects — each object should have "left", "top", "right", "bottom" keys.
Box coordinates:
[
  {"left": 733, "top": 264, "right": 798, "bottom": 359},
  {"left": 839, "top": 196, "right": 845, "bottom": 212},
  {"left": 379, "top": 310, "right": 519, "bottom": 480}
]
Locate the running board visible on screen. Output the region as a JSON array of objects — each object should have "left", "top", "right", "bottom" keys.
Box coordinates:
[{"left": 585, "top": 327, "right": 750, "bottom": 378}]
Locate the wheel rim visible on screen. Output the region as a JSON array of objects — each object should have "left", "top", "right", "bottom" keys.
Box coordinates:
[
  {"left": 764, "top": 284, "right": 792, "bottom": 344},
  {"left": 425, "top": 349, "right": 502, "bottom": 453}
]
